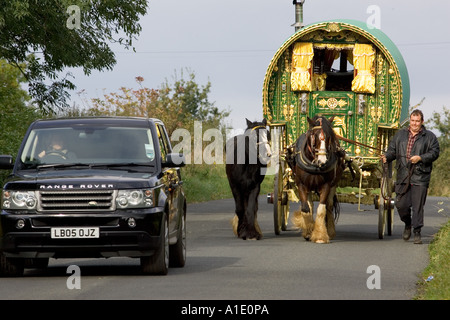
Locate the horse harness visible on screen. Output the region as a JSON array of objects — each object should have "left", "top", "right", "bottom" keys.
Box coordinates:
[
  {"left": 308, "top": 118, "right": 328, "bottom": 162},
  {"left": 246, "top": 125, "right": 271, "bottom": 164},
  {"left": 249, "top": 125, "right": 270, "bottom": 145},
  {"left": 289, "top": 119, "right": 343, "bottom": 175}
]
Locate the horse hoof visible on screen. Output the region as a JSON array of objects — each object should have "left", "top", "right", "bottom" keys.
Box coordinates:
[
  {"left": 314, "top": 239, "right": 328, "bottom": 244},
  {"left": 241, "top": 237, "right": 258, "bottom": 241},
  {"left": 246, "top": 234, "right": 263, "bottom": 240},
  {"left": 239, "top": 230, "right": 262, "bottom": 240}
]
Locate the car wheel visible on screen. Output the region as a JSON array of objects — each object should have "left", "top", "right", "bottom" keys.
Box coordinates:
[
  {"left": 0, "top": 252, "right": 25, "bottom": 277},
  {"left": 24, "top": 258, "right": 50, "bottom": 269},
  {"left": 169, "top": 211, "right": 186, "bottom": 268},
  {"left": 140, "top": 213, "right": 169, "bottom": 275}
]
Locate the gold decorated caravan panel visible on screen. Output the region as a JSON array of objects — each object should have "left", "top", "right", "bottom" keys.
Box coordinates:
[
  {"left": 263, "top": 21, "right": 408, "bottom": 162},
  {"left": 309, "top": 91, "right": 355, "bottom": 155}
]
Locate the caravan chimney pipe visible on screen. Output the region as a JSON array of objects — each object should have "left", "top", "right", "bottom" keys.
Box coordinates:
[{"left": 292, "top": 0, "right": 305, "bottom": 31}]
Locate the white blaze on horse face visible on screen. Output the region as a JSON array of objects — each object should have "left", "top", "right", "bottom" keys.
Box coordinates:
[
  {"left": 258, "top": 130, "right": 272, "bottom": 163},
  {"left": 317, "top": 132, "right": 327, "bottom": 165}
]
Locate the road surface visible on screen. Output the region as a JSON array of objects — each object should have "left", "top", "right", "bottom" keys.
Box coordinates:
[{"left": 0, "top": 196, "right": 448, "bottom": 303}]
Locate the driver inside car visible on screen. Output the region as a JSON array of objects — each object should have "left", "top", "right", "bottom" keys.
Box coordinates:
[{"left": 38, "top": 135, "right": 75, "bottom": 161}]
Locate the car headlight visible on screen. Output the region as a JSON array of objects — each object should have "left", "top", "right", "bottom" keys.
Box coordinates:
[
  {"left": 2, "top": 190, "right": 37, "bottom": 210},
  {"left": 116, "top": 189, "right": 154, "bottom": 209}
]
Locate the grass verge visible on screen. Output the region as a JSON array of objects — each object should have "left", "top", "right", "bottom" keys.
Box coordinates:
[
  {"left": 415, "top": 219, "right": 450, "bottom": 300},
  {"left": 182, "top": 163, "right": 274, "bottom": 204}
]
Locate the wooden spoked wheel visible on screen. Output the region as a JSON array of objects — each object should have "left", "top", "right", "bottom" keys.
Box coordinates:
[
  {"left": 274, "top": 161, "right": 289, "bottom": 235},
  {"left": 378, "top": 163, "right": 394, "bottom": 239}
]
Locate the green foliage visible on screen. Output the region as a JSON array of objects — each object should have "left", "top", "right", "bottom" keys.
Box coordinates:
[
  {"left": 416, "top": 106, "right": 450, "bottom": 299},
  {"left": 182, "top": 163, "right": 274, "bottom": 204},
  {"left": 0, "top": 59, "right": 43, "bottom": 186},
  {"left": 161, "top": 69, "right": 229, "bottom": 125},
  {"left": 0, "top": 60, "right": 39, "bottom": 154},
  {"left": 426, "top": 106, "right": 450, "bottom": 150},
  {"left": 428, "top": 148, "right": 450, "bottom": 197},
  {"left": 182, "top": 164, "right": 232, "bottom": 203},
  {"left": 83, "top": 70, "right": 230, "bottom": 135},
  {"left": 427, "top": 106, "right": 450, "bottom": 197},
  {"left": 0, "top": 0, "right": 148, "bottom": 113},
  {"left": 416, "top": 219, "right": 450, "bottom": 300}
]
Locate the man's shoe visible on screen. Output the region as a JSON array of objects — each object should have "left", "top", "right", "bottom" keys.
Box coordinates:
[
  {"left": 403, "top": 225, "right": 412, "bottom": 241},
  {"left": 414, "top": 231, "right": 422, "bottom": 244}
]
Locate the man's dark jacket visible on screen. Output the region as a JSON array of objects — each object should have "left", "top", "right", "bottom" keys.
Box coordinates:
[{"left": 384, "top": 126, "right": 440, "bottom": 186}]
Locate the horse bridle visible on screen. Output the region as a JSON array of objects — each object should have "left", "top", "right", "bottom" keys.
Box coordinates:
[
  {"left": 248, "top": 125, "right": 271, "bottom": 162},
  {"left": 250, "top": 125, "right": 270, "bottom": 145},
  {"left": 308, "top": 118, "right": 328, "bottom": 164}
]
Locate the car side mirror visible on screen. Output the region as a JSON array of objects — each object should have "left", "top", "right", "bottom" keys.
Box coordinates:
[
  {"left": 163, "top": 153, "right": 186, "bottom": 168},
  {"left": 0, "top": 155, "right": 14, "bottom": 170}
]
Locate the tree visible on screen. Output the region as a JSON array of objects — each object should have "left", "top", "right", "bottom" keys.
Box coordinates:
[
  {"left": 0, "top": 59, "right": 39, "bottom": 154},
  {"left": 84, "top": 71, "right": 230, "bottom": 135},
  {"left": 158, "top": 69, "right": 230, "bottom": 132},
  {"left": 0, "top": 0, "right": 148, "bottom": 113},
  {"left": 0, "top": 59, "right": 42, "bottom": 187},
  {"left": 426, "top": 106, "right": 449, "bottom": 197},
  {"left": 426, "top": 106, "right": 449, "bottom": 150},
  {"left": 161, "top": 69, "right": 225, "bottom": 123}
]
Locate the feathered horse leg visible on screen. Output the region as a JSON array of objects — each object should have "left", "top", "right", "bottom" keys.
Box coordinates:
[
  {"left": 310, "top": 186, "right": 331, "bottom": 243},
  {"left": 241, "top": 186, "right": 263, "bottom": 240},
  {"left": 292, "top": 192, "right": 314, "bottom": 240},
  {"left": 310, "top": 203, "right": 330, "bottom": 244},
  {"left": 230, "top": 187, "right": 244, "bottom": 237},
  {"left": 293, "top": 210, "right": 314, "bottom": 240},
  {"left": 231, "top": 187, "right": 263, "bottom": 240},
  {"left": 231, "top": 214, "right": 262, "bottom": 238}
]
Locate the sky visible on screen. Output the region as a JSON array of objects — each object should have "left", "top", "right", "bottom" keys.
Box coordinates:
[{"left": 68, "top": 0, "right": 450, "bottom": 133}]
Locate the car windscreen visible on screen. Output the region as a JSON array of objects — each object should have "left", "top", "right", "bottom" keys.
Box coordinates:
[{"left": 20, "top": 126, "right": 156, "bottom": 171}]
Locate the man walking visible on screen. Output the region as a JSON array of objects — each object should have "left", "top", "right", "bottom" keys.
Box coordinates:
[{"left": 381, "top": 110, "right": 440, "bottom": 244}]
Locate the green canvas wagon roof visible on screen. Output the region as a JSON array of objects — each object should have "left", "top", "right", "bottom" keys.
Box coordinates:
[{"left": 265, "top": 19, "right": 410, "bottom": 123}]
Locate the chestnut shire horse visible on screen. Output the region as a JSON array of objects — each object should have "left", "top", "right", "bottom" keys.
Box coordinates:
[
  {"left": 288, "top": 115, "right": 346, "bottom": 243},
  {"left": 226, "top": 118, "right": 272, "bottom": 240}
]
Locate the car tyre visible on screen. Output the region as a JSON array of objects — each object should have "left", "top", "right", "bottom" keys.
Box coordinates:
[
  {"left": 24, "top": 258, "right": 50, "bottom": 269},
  {"left": 169, "top": 210, "right": 186, "bottom": 268},
  {"left": 0, "top": 252, "right": 25, "bottom": 277},
  {"left": 140, "top": 213, "right": 169, "bottom": 275}
]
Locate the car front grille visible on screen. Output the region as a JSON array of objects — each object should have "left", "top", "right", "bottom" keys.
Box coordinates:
[{"left": 38, "top": 190, "right": 115, "bottom": 212}]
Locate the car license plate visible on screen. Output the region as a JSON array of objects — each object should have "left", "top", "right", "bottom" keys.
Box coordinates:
[{"left": 51, "top": 227, "right": 99, "bottom": 239}]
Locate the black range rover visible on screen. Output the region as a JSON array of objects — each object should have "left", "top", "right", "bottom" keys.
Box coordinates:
[{"left": 0, "top": 117, "right": 186, "bottom": 276}]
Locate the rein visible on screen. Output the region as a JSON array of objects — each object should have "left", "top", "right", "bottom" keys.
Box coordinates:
[
  {"left": 335, "top": 134, "right": 383, "bottom": 155},
  {"left": 335, "top": 132, "right": 416, "bottom": 203},
  {"left": 394, "top": 162, "right": 416, "bottom": 200}
]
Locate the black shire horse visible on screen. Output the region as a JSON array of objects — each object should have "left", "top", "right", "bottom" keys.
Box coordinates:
[
  {"left": 288, "top": 115, "right": 346, "bottom": 243},
  {"left": 225, "top": 118, "right": 272, "bottom": 240}
]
